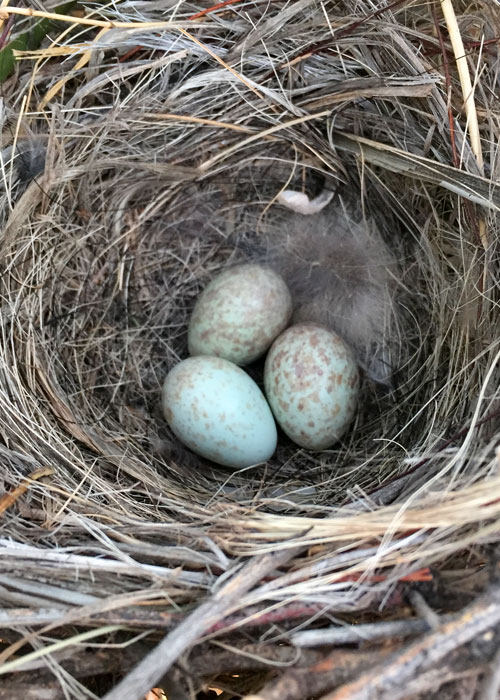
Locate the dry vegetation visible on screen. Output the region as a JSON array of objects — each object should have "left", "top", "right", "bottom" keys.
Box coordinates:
[{"left": 0, "top": 0, "right": 498, "bottom": 698}]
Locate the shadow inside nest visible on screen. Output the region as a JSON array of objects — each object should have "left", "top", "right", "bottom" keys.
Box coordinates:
[
  {"left": 0, "top": 125, "right": 494, "bottom": 519},
  {"left": 4, "top": 151, "right": 430, "bottom": 506}
]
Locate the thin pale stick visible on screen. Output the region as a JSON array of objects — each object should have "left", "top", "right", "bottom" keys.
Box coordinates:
[
  {"left": 0, "top": 6, "right": 174, "bottom": 29},
  {"left": 318, "top": 583, "right": 500, "bottom": 700},
  {"left": 291, "top": 615, "right": 455, "bottom": 648},
  {"left": 103, "top": 547, "right": 302, "bottom": 700},
  {"left": 440, "top": 0, "right": 483, "bottom": 173}
]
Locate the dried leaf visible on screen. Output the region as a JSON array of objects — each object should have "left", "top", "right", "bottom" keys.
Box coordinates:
[{"left": 0, "top": 1, "right": 77, "bottom": 83}]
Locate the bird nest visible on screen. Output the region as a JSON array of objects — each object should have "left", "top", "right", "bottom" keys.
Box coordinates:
[{"left": 0, "top": 2, "right": 499, "bottom": 699}]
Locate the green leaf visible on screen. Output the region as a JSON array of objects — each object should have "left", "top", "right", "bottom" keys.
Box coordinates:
[{"left": 0, "top": 1, "right": 78, "bottom": 83}]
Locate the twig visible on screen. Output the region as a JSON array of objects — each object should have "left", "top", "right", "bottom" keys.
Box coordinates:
[
  {"left": 478, "top": 647, "right": 500, "bottom": 700},
  {"left": 0, "top": 681, "right": 65, "bottom": 700},
  {"left": 242, "top": 648, "right": 394, "bottom": 700},
  {"left": 0, "top": 588, "right": 190, "bottom": 667},
  {"left": 0, "top": 607, "right": 68, "bottom": 627},
  {"left": 188, "top": 0, "right": 244, "bottom": 20},
  {"left": 208, "top": 602, "right": 329, "bottom": 633},
  {"left": 0, "top": 6, "right": 173, "bottom": 30},
  {"left": 0, "top": 574, "right": 97, "bottom": 606},
  {"left": 291, "top": 614, "right": 455, "bottom": 648},
  {"left": 383, "top": 666, "right": 483, "bottom": 700},
  {"left": 440, "top": 0, "right": 483, "bottom": 173},
  {"left": 317, "top": 583, "right": 500, "bottom": 700},
  {"left": 0, "top": 468, "right": 54, "bottom": 516},
  {"left": 0, "top": 601, "right": 331, "bottom": 633},
  {"left": 439, "top": 0, "right": 489, "bottom": 255},
  {"left": 102, "top": 547, "right": 302, "bottom": 700},
  {"left": 334, "top": 635, "right": 490, "bottom": 700},
  {"left": 333, "top": 568, "right": 432, "bottom": 584},
  {"left": 0, "top": 538, "right": 208, "bottom": 586},
  {"left": 408, "top": 591, "right": 440, "bottom": 630}
]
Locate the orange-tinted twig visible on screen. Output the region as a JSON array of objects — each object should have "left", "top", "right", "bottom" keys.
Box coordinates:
[
  {"left": 209, "top": 603, "right": 327, "bottom": 632},
  {"left": 465, "top": 36, "right": 500, "bottom": 49},
  {"left": 335, "top": 568, "right": 433, "bottom": 584},
  {"left": 119, "top": 45, "right": 144, "bottom": 62},
  {"left": 145, "top": 690, "right": 165, "bottom": 700},
  {"left": 0, "top": 467, "right": 54, "bottom": 516},
  {"left": 188, "top": 0, "right": 243, "bottom": 21}
]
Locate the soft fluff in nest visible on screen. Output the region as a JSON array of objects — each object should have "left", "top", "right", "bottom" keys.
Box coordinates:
[{"left": 259, "top": 201, "right": 398, "bottom": 386}]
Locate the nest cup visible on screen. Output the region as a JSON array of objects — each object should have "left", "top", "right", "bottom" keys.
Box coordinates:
[{"left": 0, "top": 2, "right": 499, "bottom": 698}]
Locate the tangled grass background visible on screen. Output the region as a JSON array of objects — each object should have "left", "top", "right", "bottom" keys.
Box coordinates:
[{"left": 0, "top": 1, "right": 498, "bottom": 698}]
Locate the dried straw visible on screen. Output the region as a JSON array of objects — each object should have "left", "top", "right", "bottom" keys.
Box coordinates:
[{"left": 0, "top": 0, "right": 498, "bottom": 698}]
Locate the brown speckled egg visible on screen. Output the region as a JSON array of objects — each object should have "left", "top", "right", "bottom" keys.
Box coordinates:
[
  {"left": 264, "top": 324, "right": 359, "bottom": 450},
  {"left": 188, "top": 264, "right": 292, "bottom": 365}
]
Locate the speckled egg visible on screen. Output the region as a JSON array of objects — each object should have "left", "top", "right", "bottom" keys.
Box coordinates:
[
  {"left": 264, "top": 324, "right": 359, "bottom": 450},
  {"left": 162, "top": 356, "right": 277, "bottom": 468},
  {"left": 188, "top": 264, "right": 292, "bottom": 365}
]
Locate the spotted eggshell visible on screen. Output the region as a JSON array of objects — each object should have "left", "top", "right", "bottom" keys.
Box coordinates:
[
  {"left": 264, "top": 324, "right": 359, "bottom": 450},
  {"left": 188, "top": 264, "right": 292, "bottom": 365},
  {"left": 162, "top": 356, "right": 277, "bottom": 468}
]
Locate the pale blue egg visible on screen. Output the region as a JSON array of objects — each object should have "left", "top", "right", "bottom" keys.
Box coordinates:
[
  {"left": 264, "top": 324, "right": 359, "bottom": 449},
  {"left": 162, "top": 356, "right": 277, "bottom": 468}
]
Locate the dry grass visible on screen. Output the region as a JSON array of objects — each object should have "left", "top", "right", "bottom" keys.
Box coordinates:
[{"left": 0, "top": 1, "right": 498, "bottom": 698}]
